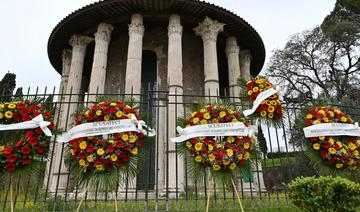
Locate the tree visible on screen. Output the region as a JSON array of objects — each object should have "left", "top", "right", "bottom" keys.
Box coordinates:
[
  {"left": 338, "top": 0, "right": 360, "bottom": 12},
  {"left": 268, "top": 1, "right": 360, "bottom": 104},
  {"left": 322, "top": 0, "right": 360, "bottom": 43},
  {"left": 0, "top": 72, "right": 16, "bottom": 101},
  {"left": 14, "top": 87, "right": 23, "bottom": 99},
  {"left": 268, "top": 0, "right": 360, "bottom": 149},
  {"left": 257, "top": 125, "right": 268, "bottom": 159},
  {"left": 267, "top": 26, "right": 360, "bottom": 103}
]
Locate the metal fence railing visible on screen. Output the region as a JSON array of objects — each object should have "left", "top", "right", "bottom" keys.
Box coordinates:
[{"left": 0, "top": 86, "right": 359, "bottom": 212}]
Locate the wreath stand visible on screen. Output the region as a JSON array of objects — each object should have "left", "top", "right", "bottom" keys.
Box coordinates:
[{"left": 205, "top": 173, "right": 244, "bottom": 212}]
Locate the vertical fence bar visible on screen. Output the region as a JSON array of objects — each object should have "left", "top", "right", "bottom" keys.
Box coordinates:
[
  {"left": 83, "top": 91, "right": 91, "bottom": 211},
  {"left": 183, "top": 103, "right": 189, "bottom": 209},
  {"left": 281, "top": 119, "right": 291, "bottom": 204},
  {"left": 155, "top": 84, "right": 160, "bottom": 212},
  {"left": 144, "top": 82, "right": 151, "bottom": 211},
  {"left": 12, "top": 175, "right": 21, "bottom": 210},
  {"left": 266, "top": 124, "right": 280, "bottom": 205},
  {"left": 174, "top": 87, "right": 179, "bottom": 202},
  {"left": 165, "top": 88, "right": 169, "bottom": 212},
  {"left": 1, "top": 180, "right": 10, "bottom": 212},
  {"left": 22, "top": 175, "right": 31, "bottom": 209},
  {"left": 203, "top": 169, "right": 207, "bottom": 207}
]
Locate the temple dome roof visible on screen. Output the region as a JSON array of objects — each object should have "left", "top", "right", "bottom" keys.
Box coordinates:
[{"left": 48, "top": 0, "right": 265, "bottom": 76}]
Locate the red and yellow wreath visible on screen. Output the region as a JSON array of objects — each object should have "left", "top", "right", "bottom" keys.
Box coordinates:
[
  {"left": 178, "top": 104, "right": 256, "bottom": 179},
  {"left": 302, "top": 106, "right": 359, "bottom": 171},
  {"left": 66, "top": 100, "right": 146, "bottom": 178},
  {"left": 241, "top": 77, "right": 283, "bottom": 124},
  {"left": 0, "top": 101, "right": 55, "bottom": 173}
]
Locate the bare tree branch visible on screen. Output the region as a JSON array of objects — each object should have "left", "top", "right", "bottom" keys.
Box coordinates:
[{"left": 266, "top": 26, "right": 360, "bottom": 103}]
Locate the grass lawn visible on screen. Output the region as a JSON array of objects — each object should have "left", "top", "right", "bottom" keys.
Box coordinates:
[
  {"left": 261, "top": 157, "right": 296, "bottom": 168},
  {"left": 1, "top": 192, "right": 300, "bottom": 212}
]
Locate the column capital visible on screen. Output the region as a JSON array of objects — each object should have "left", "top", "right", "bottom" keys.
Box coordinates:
[
  {"left": 129, "top": 14, "right": 145, "bottom": 36},
  {"left": 225, "top": 45, "right": 239, "bottom": 56},
  {"left": 95, "top": 23, "right": 113, "bottom": 42},
  {"left": 226, "top": 45, "right": 239, "bottom": 57},
  {"left": 62, "top": 49, "right": 72, "bottom": 63},
  {"left": 225, "top": 36, "right": 240, "bottom": 56},
  {"left": 194, "top": 16, "right": 225, "bottom": 42},
  {"left": 69, "top": 34, "right": 94, "bottom": 48},
  {"left": 168, "top": 14, "right": 183, "bottom": 36},
  {"left": 240, "top": 50, "right": 252, "bottom": 62}
]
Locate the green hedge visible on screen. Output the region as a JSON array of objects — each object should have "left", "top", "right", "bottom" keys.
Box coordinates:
[
  {"left": 288, "top": 176, "right": 360, "bottom": 212},
  {"left": 267, "top": 151, "right": 302, "bottom": 159}
]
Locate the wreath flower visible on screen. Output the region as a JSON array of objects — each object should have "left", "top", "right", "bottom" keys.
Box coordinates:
[
  {"left": 240, "top": 77, "right": 284, "bottom": 126},
  {"left": 300, "top": 106, "right": 359, "bottom": 172},
  {"left": 177, "top": 103, "right": 256, "bottom": 182},
  {"left": 65, "top": 100, "right": 150, "bottom": 190},
  {"left": 0, "top": 100, "right": 55, "bottom": 174}
]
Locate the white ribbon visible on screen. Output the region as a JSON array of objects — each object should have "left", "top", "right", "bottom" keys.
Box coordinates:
[
  {"left": 57, "top": 114, "right": 155, "bottom": 143},
  {"left": 171, "top": 122, "right": 253, "bottom": 143},
  {"left": 129, "top": 115, "right": 156, "bottom": 136},
  {"left": 243, "top": 88, "right": 278, "bottom": 117},
  {"left": 0, "top": 114, "right": 53, "bottom": 136},
  {"left": 303, "top": 122, "right": 360, "bottom": 138}
]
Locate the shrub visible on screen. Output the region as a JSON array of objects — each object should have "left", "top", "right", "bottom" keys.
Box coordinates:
[
  {"left": 288, "top": 176, "right": 360, "bottom": 212},
  {"left": 267, "top": 151, "right": 302, "bottom": 159}
]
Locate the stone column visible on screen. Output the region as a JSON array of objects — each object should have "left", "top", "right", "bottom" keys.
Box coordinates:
[
  {"left": 44, "top": 49, "right": 71, "bottom": 190},
  {"left": 57, "top": 49, "right": 72, "bottom": 139},
  {"left": 225, "top": 36, "right": 241, "bottom": 100},
  {"left": 166, "top": 14, "right": 184, "bottom": 192},
  {"left": 88, "top": 23, "right": 113, "bottom": 101},
  {"left": 125, "top": 14, "right": 145, "bottom": 96},
  {"left": 66, "top": 34, "right": 94, "bottom": 105},
  {"left": 239, "top": 50, "right": 252, "bottom": 81},
  {"left": 58, "top": 49, "right": 72, "bottom": 97},
  {"left": 48, "top": 34, "right": 93, "bottom": 192},
  {"left": 194, "top": 17, "right": 225, "bottom": 101}
]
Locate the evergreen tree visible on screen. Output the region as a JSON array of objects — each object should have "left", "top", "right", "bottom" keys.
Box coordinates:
[
  {"left": 322, "top": 0, "right": 360, "bottom": 42},
  {"left": 0, "top": 72, "right": 16, "bottom": 101},
  {"left": 257, "top": 125, "right": 268, "bottom": 159},
  {"left": 14, "top": 87, "right": 23, "bottom": 99}
]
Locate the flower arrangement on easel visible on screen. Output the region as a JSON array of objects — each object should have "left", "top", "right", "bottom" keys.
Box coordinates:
[
  {"left": 173, "top": 102, "right": 258, "bottom": 212},
  {"left": 58, "top": 98, "right": 155, "bottom": 212},
  {"left": 0, "top": 100, "right": 57, "bottom": 212},
  {"left": 296, "top": 104, "right": 360, "bottom": 179},
  {"left": 239, "top": 76, "right": 284, "bottom": 127}
]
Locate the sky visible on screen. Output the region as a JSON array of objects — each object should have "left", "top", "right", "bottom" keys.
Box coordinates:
[{"left": 0, "top": 0, "right": 336, "bottom": 92}]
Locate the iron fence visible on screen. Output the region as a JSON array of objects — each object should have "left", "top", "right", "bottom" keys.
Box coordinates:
[{"left": 0, "top": 86, "right": 359, "bottom": 212}]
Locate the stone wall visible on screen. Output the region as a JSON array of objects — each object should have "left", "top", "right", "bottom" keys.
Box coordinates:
[
  {"left": 182, "top": 31, "right": 204, "bottom": 96},
  {"left": 105, "top": 33, "right": 128, "bottom": 94}
]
